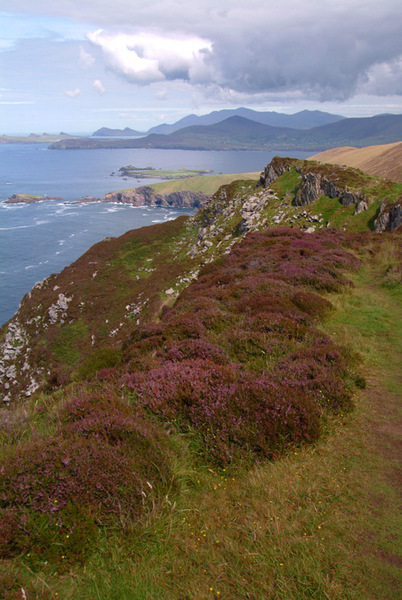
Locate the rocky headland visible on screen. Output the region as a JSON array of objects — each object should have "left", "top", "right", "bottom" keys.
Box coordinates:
[
  {"left": 5, "top": 194, "right": 63, "bottom": 204},
  {"left": 103, "top": 186, "right": 210, "bottom": 208},
  {"left": 1, "top": 156, "right": 401, "bottom": 405}
]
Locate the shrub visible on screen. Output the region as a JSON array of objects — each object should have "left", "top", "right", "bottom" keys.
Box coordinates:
[
  {"left": 0, "top": 391, "right": 171, "bottom": 562},
  {"left": 160, "top": 339, "right": 230, "bottom": 365},
  {"left": 124, "top": 359, "right": 320, "bottom": 465},
  {"left": 291, "top": 290, "right": 333, "bottom": 319}
]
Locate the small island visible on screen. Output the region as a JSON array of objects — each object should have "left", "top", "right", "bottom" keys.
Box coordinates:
[
  {"left": 5, "top": 194, "right": 63, "bottom": 204},
  {"left": 115, "top": 165, "right": 213, "bottom": 179}
]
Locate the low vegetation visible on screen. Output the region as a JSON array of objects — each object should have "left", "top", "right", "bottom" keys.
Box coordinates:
[{"left": 0, "top": 157, "right": 401, "bottom": 598}]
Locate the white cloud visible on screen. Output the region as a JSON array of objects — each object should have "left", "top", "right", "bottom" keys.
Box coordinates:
[
  {"left": 0, "top": 100, "right": 35, "bottom": 105},
  {"left": 79, "top": 45, "right": 95, "bottom": 67},
  {"left": 64, "top": 87, "right": 81, "bottom": 98},
  {"left": 358, "top": 58, "right": 402, "bottom": 96},
  {"left": 4, "top": 1, "right": 402, "bottom": 107},
  {"left": 155, "top": 88, "right": 168, "bottom": 100},
  {"left": 93, "top": 79, "right": 106, "bottom": 94},
  {"left": 87, "top": 29, "right": 212, "bottom": 85}
]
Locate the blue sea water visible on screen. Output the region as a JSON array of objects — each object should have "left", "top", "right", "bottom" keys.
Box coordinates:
[{"left": 0, "top": 144, "right": 311, "bottom": 325}]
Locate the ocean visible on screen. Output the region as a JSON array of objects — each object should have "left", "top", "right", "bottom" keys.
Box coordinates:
[{"left": 0, "top": 144, "right": 311, "bottom": 325}]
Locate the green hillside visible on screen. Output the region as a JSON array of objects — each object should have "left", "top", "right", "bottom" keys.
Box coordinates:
[{"left": 0, "top": 158, "right": 401, "bottom": 598}]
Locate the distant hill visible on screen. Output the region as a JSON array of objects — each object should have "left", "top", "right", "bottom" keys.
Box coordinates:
[
  {"left": 310, "top": 142, "right": 402, "bottom": 183},
  {"left": 50, "top": 113, "right": 402, "bottom": 151},
  {"left": 147, "top": 108, "right": 344, "bottom": 134},
  {"left": 298, "top": 114, "right": 402, "bottom": 148},
  {"left": 0, "top": 132, "right": 75, "bottom": 144},
  {"left": 92, "top": 126, "right": 144, "bottom": 137}
]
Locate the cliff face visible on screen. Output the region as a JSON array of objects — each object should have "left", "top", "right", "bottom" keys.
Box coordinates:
[
  {"left": 104, "top": 186, "right": 210, "bottom": 208},
  {"left": 1, "top": 157, "right": 401, "bottom": 405},
  {"left": 0, "top": 178, "right": 266, "bottom": 404}
]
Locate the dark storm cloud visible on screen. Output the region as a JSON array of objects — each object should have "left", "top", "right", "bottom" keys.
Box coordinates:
[{"left": 6, "top": 0, "right": 402, "bottom": 100}]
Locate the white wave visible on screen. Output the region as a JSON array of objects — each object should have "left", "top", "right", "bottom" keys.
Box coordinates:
[
  {"left": 0, "top": 224, "right": 32, "bottom": 231},
  {"left": 35, "top": 220, "right": 50, "bottom": 225},
  {"left": 151, "top": 219, "right": 163, "bottom": 223},
  {"left": 0, "top": 203, "right": 27, "bottom": 210},
  {"left": 24, "top": 265, "right": 37, "bottom": 270}
]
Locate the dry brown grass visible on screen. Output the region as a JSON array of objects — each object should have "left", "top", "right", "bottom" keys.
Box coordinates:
[{"left": 310, "top": 142, "right": 402, "bottom": 182}]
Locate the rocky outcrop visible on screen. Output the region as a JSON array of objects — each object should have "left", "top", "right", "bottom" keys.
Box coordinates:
[
  {"left": 374, "top": 200, "right": 402, "bottom": 232},
  {"left": 258, "top": 156, "right": 296, "bottom": 186},
  {"left": 260, "top": 157, "right": 370, "bottom": 212},
  {"left": 295, "top": 172, "right": 322, "bottom": 206},
  {"left": 295, "top": 170, "right": 367, "bottom": 209},
  {"left": 104, "top": 186, "right": 210, "bottom": 209}
]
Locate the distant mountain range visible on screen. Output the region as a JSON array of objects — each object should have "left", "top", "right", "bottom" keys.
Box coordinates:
[
  {"left": 51, "top": 112, "right": 402, "bottom": 151},
  {"left": 92, "top": 126, "right": 144, "bottom": 137},
  {"left": 145, "top": 108, "right": 344, "bottom": 135}
]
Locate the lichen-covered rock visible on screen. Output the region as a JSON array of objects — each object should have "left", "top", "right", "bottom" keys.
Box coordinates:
[
  {"left": 355, "top": 200, "right": 368, "bottom": 214},
  {"left": 374, "top": 200, "right": 402, "bottom": 232},
  {"left": 258, "top": 156, "right": 296, "bottom": 186},
  {"left": 295, "top": 172, "right": 322, "bottom": 206}
]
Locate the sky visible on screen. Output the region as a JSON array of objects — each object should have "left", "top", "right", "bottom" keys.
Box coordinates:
[{"left": 1, "top": 0, "right": 402, "bottom": 134}]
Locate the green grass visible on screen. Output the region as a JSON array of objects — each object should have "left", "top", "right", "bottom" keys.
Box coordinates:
[
  {"left": 149, "top": 172, "right": 260, "bottom": 195},
  {"left": 270, "top": 169, "right": 302, "bottom": 198},
  {"left": 1, "top": 235, "right": 401, "bottom": 599},
  {"left": 50, "top": 319, "right": 89, "bottom": 366}
]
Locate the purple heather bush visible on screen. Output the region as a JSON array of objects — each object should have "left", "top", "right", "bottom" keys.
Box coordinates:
[
  {"left": 0, "top": 391, "right": 171, "bottom": 562},
  {"left": 120, "top": 228, "right": 359, "bottom": 465},
  {"left": 0, "top": 227, "right": 362, "bottom": 567},
  {"left": 124, "top": 358, "right": 321, "bottom": 464},
  {"left": 159, "top": 338, "right": 230, "bottom": 365}
]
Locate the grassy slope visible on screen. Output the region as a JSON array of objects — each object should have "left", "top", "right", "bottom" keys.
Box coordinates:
[
  {"left": 1, "top": 164, "right": 401, "bottom": 599},
  {"left": 310, "top": 142, "right": 402, "bottom": 183},
  {"left": 2, "top": 235, "right": 400, "bottom": 599},
  {"left": 111, "top": 172, "right": 260, "bottom": 197},
  {"left": 146, "top": 172, "right": 260, "bottom": 194}
]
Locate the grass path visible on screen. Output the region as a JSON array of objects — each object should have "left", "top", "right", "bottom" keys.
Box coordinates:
[
  {"left": 67, "top": 240, "right": 401, "bottom": 599},
  {"left": 6, "top": 238, "right": 401, "bottom": 599}
]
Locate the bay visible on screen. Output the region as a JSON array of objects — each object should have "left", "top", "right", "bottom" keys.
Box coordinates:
[{"left": 0, "top": 144, "right": 311, "bottom": 325}]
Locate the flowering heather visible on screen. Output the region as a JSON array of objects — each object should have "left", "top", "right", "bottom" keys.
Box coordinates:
[
  {"left": 159, "top": 338, "right": 230, "bottom": 365},
  {"left": 125, "top": 359, "right": 320, "bottom": 464},
  {"left": 0, "top": 391, "right": 171, "bottom": 561},
  {"left": 121, "top": 228, "right": 360, "bottom": 464}
]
